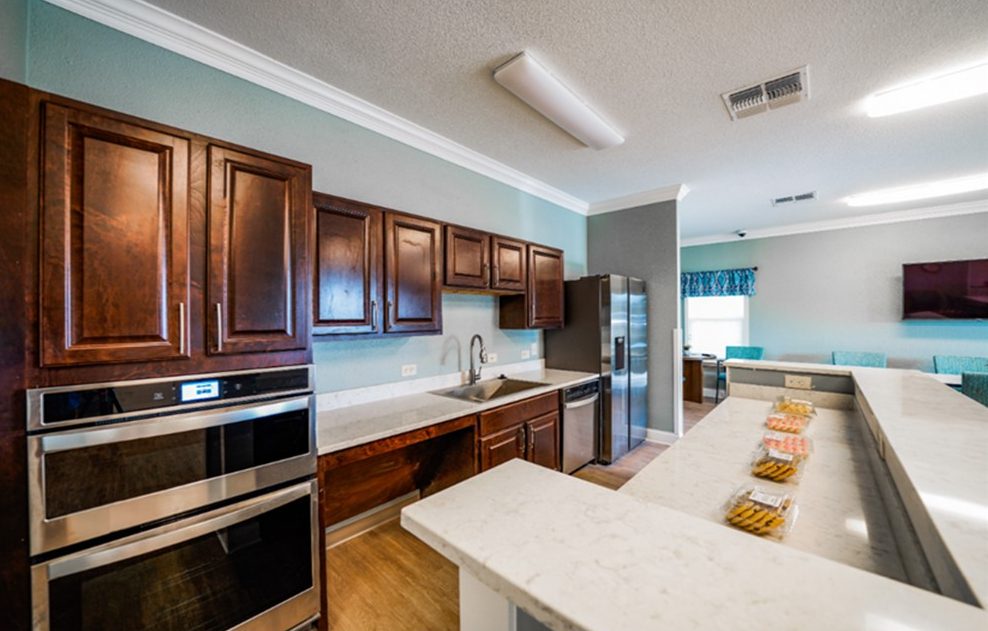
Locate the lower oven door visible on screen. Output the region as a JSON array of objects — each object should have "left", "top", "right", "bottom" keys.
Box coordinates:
[
  {"left": 32, "top": 480, "right": 320, "bottom": 631},
  {"left": 29, "top": 395, "right": 316, "bottom": 555}
]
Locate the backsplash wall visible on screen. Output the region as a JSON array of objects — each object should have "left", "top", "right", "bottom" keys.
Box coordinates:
[{"left": 314, "top": 293, "right": 540, "bottom": 393}]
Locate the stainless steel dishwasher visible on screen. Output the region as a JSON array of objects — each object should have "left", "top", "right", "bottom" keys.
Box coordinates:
[{"left": 561, "top": 380, "right": 600, "bottom": 473}]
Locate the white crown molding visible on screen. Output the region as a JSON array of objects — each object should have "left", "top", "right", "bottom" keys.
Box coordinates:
[
  {"left": 588, "top": 183, "right": 689, "bottom": 215},
  {"left": 42, "top": 0, "right": 592, "bottom": 214},
  {"left": 681, "top": 199, "right": 988, "bottom": 247}
]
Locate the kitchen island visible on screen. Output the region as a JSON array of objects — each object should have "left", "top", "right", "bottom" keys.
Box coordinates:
[{"left": 401, "top": 361, "right": 988, "bottom": 630}]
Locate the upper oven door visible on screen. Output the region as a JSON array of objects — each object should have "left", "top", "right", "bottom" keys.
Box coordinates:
[
  {"left": 33, "top": 480, "right": 320, "bottom": 631},
  {"left": 28, "top": 395, "right": 316, "bottom": 555}
]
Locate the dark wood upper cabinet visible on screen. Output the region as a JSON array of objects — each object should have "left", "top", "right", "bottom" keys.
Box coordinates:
[
  {"left": 40, "top": 103, "right": 191, "bottom": 366},
  {"left": 207, "top": 144, "right": 310, "bottom": 354},
  {"left": 499, "top": 244, "right": 564, "bottom": 329},
  {"left": 444, "top": 225, "right": 490, "bottom": 289},
  {"left": 314, "top": 194, "right": 382, "bottom": 335},
  {"left": 528, "top": 245, "right": 565, "bottom": 328},
  {"left": 490, "top": 236, "right": 527, "bottom": 292},
  {"left": 384, "top": 212, "right": 442, "bottom": 334}
]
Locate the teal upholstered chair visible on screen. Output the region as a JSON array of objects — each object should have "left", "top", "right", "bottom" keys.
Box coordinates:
[
  {"left": 716, "top": 345, "right": 764, "bottom": 403},
  {"left": 832, "top": 351, "right": 887, "bottom": 368},
  {"left": 961, "top": 372, "right": 988, "bottom": 407},
  {"left": 934, "top": 355, "right": 988, "bottom": 374}
]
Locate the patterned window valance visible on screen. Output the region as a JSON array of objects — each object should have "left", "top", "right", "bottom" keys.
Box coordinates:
[{"left": 681, "top": 267, "right": 756, "bottom": 298}]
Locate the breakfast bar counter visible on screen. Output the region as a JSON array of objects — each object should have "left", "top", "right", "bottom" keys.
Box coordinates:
[{"left": 401, "top": 361, "right": 988, "bottom": 631}]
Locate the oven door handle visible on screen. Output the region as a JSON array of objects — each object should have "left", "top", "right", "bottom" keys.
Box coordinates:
[
  {"left": 39, "top": 396, "right": 313, "bottom": 454},
  {"left": 43, "top": 479, "right": 316, "bottom": 580}
]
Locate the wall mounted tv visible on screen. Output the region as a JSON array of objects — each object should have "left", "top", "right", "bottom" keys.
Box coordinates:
[{"left": 903, "top": 258, "right": 988, "bottom": 320}]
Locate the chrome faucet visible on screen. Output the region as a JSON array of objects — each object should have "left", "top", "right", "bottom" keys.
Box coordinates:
[{"left": 469, "top": 334, "right": 488, "bottom": 385}]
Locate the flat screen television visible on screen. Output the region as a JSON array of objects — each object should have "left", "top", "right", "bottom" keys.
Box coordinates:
[{"left": 903, "top": 258, "right": 988, "bottom": 320}]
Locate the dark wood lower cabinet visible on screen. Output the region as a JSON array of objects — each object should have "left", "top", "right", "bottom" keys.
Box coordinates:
[
  {"left": 526, "top": 412, "right": 560, "bottom": 470},
  {"left": 477, "top": 391, "right": 561, "bottom": 472},
  {"left": 479, "top": 424, "right": 526, "bottom": 471}
]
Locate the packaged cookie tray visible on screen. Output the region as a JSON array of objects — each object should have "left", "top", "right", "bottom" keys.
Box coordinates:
[
  {"left": 773, "top": 396, "right": 816, "bottom": 417},
  {"left": 762, "top": 431, "right": 812, "bottom": 456},
  {"left": 750, "top": 444, "right": 805, "bottom": 483},
  {"left": 723, "top": 486, "right": 798, "bottom": 539},
  {"left": 766, "top": 413, "right": 809, "bottom": 434}
]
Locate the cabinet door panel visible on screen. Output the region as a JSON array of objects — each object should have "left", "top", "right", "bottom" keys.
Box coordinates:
[
  {"left": 491, "top": 236, "right": 527, "bottom": 291},
  {"left": 479, "top": 424, "right": 526, "bottom": 472},
  {"left": 529, "top": 245, "right": 564, "bottom": 328},
  {"left": 444, "top": 225, "right": 489, "bottom": 289},
  {"left": 526, "top": 411, "right": 560, "bottom": 470},
  {"left": 384, "top": 213, "right": 442, "bottom": 333},
  {"left": 208, "top": 145, "right": 310, "bottom": 354},
  {"left": 314, "top": 195, "right": 382, "bottom": 334},
  {"left": 40, "top": 103, "right": 190, "bottom": 366}
]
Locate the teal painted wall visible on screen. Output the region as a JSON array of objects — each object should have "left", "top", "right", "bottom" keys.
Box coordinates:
[
  {"left": 0, "top": 0, "right": 27, "bottom": 81},
  {"left": 681, "top": 213, "right": 988, "bottom": 372},
  {"left": 26, "top": 0, "right": 586, "bottom": 392}
]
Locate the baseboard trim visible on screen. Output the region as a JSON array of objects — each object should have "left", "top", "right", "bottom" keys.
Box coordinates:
[
  {"left": 325, "top": 490, "right": 420, "bottom": 548},
  {"left": 646, "top": 428, "right": 679, "bottom": 445}
]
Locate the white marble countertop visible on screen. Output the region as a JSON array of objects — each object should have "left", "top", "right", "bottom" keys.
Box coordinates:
[
  {"left": 620, "top": 396, "right": 908, "bottom": 582},
  {"left": 317, "top": 369, "right": 598, "bottom": 454},
  {"left": 402, "top": 459, "right": 987, "bottom": 631},
  {"left": 729, "top": 360, "right": 988, "bottom": 604}
]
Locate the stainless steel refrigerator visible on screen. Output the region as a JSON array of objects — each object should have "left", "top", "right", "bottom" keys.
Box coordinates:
[{"left": 545, "top": 275, "right": 647, "bottom": 464}]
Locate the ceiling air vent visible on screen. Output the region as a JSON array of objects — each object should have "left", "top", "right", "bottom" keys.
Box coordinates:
[
  {"left": 722, "top": 66, "right": 809, "bottom": 120},
  {"left": 771, "top": 191, "right": 817, "bottom": 206}
]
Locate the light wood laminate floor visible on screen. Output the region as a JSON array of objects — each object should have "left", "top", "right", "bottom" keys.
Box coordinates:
[{"left": 325, "top": 398, "right": 718, "bottom": 631}]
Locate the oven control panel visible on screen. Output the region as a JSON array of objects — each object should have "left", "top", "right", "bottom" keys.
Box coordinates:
[{"left": 31, "top": 366, "right": 313, "bottom": 428}]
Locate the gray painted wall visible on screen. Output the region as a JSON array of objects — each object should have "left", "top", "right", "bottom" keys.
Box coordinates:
[
  {"left": 0, "top": 0, "right": 27, "bottom": 82},
  {"left": 26, "top": 0, "right": 588, "bottom": 393},
  {"left": 588, "top": 201, "right": 680, "bottom": 433},
  {"left": 681, "top": 212, "right": 988, "bottom": 373}
]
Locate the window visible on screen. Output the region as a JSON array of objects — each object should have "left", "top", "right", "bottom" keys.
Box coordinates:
[{"left": 684, "top": 296, "right": 749, "bottom": 357}]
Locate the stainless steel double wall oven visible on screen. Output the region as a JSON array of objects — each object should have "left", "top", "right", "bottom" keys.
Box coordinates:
[{"left": 26, "top": 365, "right": 320, "bottom": 631}]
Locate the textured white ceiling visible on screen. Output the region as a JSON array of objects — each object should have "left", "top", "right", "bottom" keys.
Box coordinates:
[{"left": 145, "top": 0, "right": 988, "bottom": 238}]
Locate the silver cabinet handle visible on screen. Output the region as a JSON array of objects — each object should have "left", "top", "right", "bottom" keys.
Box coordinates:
[
  {"left": 371, "top": 300, "right": 378, "bottom": 330},
  {"left": 215, "top": 302, "right": 224, "bottom": 352},
  {"left": 178, "top": 302, "right": 186, "bottom": 355}
]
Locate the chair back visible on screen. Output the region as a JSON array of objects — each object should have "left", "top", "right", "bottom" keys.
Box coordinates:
[
  {"left": 962, "top": 372, "right": 988, "bottom": 407},
  {"left": 832, "top": 351, "right": 887, "bottom": 368},
  {"left": 934, "top": 355, "right": 988, "bottom": 375},
  {"left": 725, "top": 346, "right": 764, "bottom": 360}
]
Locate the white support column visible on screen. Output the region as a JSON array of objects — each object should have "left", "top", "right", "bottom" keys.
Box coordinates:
[{"left": 459, "top": 568, "right": 516, "bottom": 631}]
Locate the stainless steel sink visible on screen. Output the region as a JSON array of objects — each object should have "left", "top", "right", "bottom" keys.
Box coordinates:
[{"left": 431, "top": 378, "right": 547, "bottom": 403}]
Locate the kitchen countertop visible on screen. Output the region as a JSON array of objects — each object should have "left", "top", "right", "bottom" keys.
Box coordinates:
[
  {"left": 401, "top": 361, "right": 988, "bottom": 630},
  {"left": 620, "top": 396, "right": 908, "bottom": 582},
  {"left": 402, "top": 459, "right": 986, "bottom": 631},
  {"left": 317, "top": 369, "right": 598, "bottom": 455}
]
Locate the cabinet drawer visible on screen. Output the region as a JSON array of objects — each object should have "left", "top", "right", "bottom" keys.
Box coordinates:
[{"left": 478, "top": 391, "right": 559, "bottom": 436}]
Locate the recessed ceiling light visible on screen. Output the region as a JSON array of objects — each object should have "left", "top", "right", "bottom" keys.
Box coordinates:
[
  {"left": 493, "top": 52, "right": 624, "bottom": 150},
  {"left": 844, "top": 172, "right": 988, "bottom": 207},
  {"left": 865, "top": 62, "right": 988, "bottom": 117}
]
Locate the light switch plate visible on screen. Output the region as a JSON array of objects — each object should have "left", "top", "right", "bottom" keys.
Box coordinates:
[
  {"left": 487, "top": 353, "right": 498, "bottom": 363},
  {"left": 521, "top": 350, "right": 531, "bottom": 360},
  {"left": 785, "top": 374, "right": 812, "bottom": 390},
  {"left": 401, "top": 364, "right": 417, "bottom": 377}
]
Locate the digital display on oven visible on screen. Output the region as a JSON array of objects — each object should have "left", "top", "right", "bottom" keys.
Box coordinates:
[{"left": 180, "top": 380, "right": 220, "bottom": 402}]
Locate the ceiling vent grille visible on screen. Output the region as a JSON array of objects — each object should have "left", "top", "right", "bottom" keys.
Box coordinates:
[
  {"left": 771, "top": 191, "right": 817, "bottom": 206},
  {"left": 722, "top": 66, "right": 809, "bottom": 120}
]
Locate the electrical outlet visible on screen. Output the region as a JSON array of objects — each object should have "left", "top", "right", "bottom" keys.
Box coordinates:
[
  {"left": 785, "top": 374, "right": 812, "bottom": 390},
  {"left": 401, "top": 364, "right": 417, "bottom": 377},
  {"left": 487, "top": 353, "right": 498, "bottom": 363},
  {"left": 530, "top": 342, "right": 538, "bottom": 355},
  {"left": 521, "top": 350, "right": 531, "bottom": 360}
]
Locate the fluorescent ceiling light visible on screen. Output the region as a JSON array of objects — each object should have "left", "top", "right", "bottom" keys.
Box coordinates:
[
  {"left": 494, "top": 52, "right": 624, "bottom": 150},
  {"left": 845, "top": 172, "right": 988, "bottom": 207},
  {"left": 865, "top": 62, "right": 988, "bottom": 117}
]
